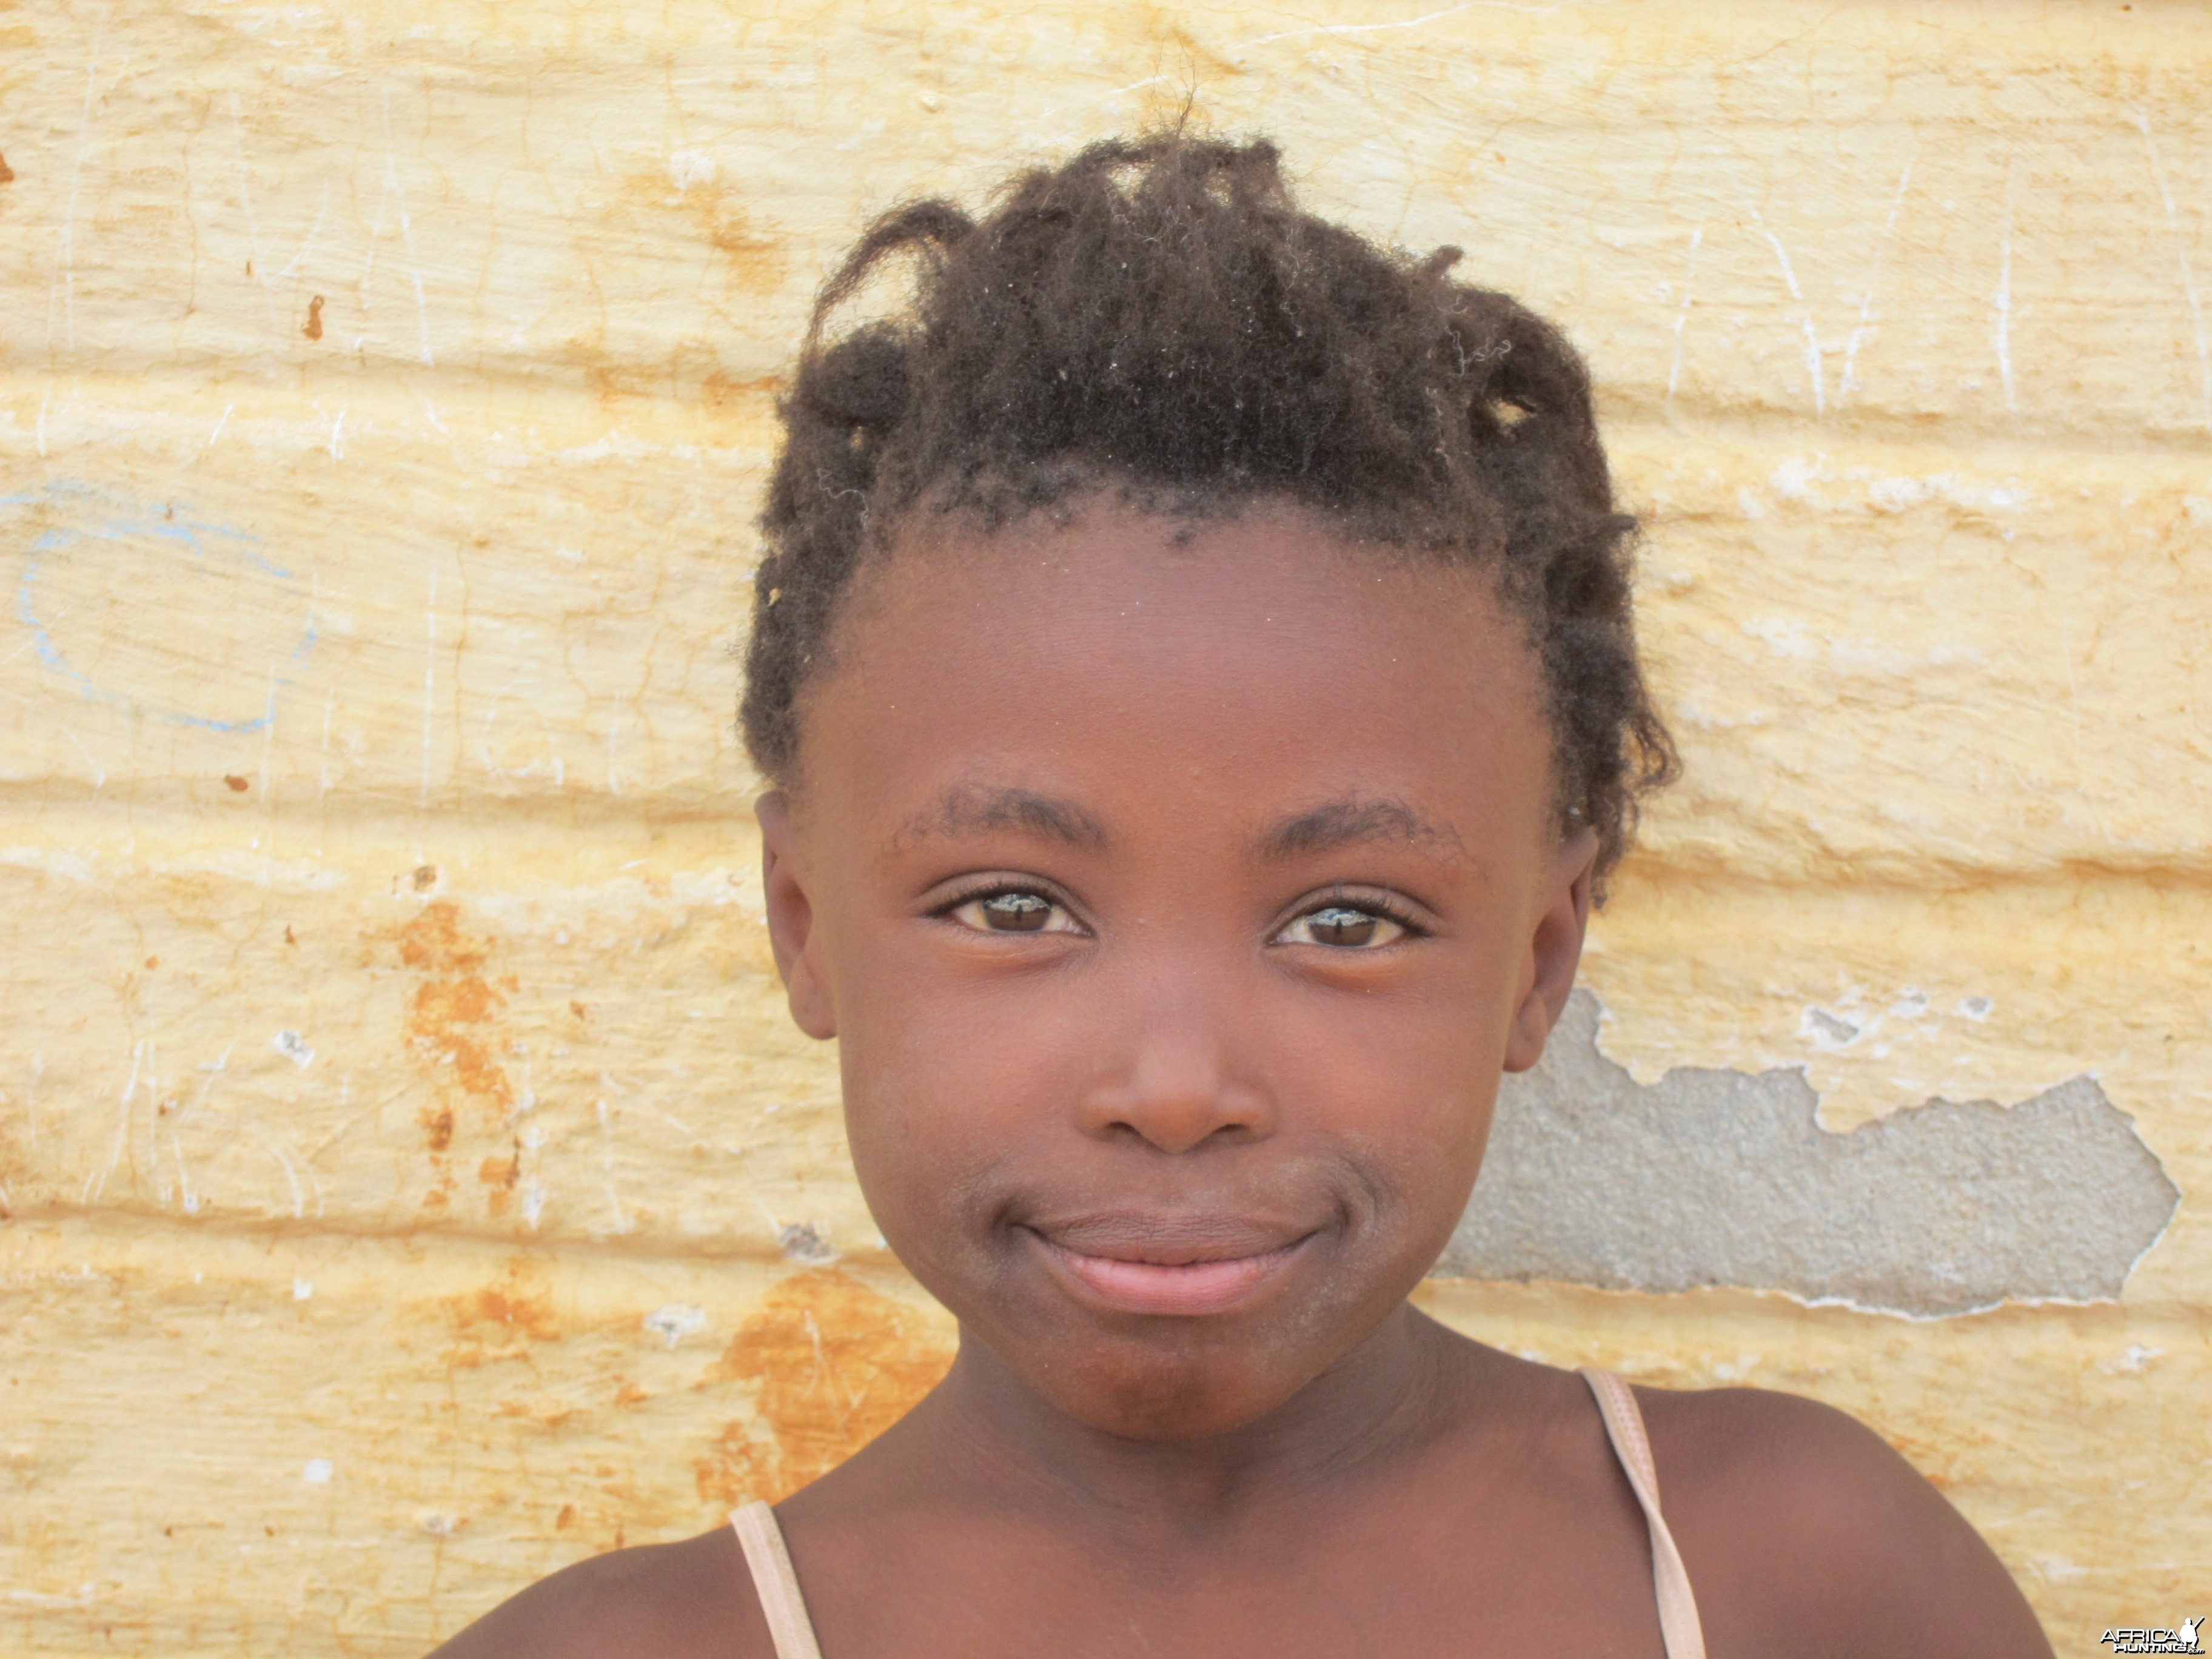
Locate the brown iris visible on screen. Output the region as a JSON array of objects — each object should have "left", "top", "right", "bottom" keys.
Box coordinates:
[
  {"left": 1304, "top": 905, "right": 1379, "bottom": 947},
  {"left": 980, "top": 892, "right": 1054, "bottom": 931}
]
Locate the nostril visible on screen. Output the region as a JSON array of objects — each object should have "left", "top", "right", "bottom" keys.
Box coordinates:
[
  {"left": 1081, "top": 1076, "right": 1273, "bottom": 1155},
  {"left": 1102, "top": 1116, "right": 1253, "bottom": 1153}
]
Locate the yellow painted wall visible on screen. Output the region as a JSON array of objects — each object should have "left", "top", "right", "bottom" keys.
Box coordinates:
[{"left": 2, "top": 2, "right": 2206, "bottom": 1652}]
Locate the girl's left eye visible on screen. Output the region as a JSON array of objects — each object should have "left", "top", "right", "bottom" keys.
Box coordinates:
[
  {"left": 945, "top": 890, "right": 1082, "bottom": 935},
  {"left": 1274, "top": 903, "right": 1409, "bottom": 950}
]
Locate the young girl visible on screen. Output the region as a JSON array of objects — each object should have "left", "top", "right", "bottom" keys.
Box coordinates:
[{"left": 435, "top": 136, "right": 2053, "bottom": 1659}]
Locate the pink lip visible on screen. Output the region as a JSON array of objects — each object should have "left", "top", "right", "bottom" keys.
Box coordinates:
[{"left": 1035, "top": 1233, "right": 1309, "bottom": 1316}]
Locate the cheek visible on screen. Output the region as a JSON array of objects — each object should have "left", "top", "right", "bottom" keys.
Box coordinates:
[
  {"left": 830, "top": 951, "right": 1079, "bottom": 1235},
  {"left": 1260, "top": 960, "right": 1520, "bottom": 1246},
  {"left": 1277, "top": 999, "right": 1504, "bottom": 1212}
]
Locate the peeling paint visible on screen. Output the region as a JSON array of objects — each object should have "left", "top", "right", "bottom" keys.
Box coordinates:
[
  {"left": 642, "top": 1301, "right": 706, "bottom": 1349},
  {"left": 1440, "top": 993, "right": 2180, "bottom": 1317},
  {"left": 775, "top": 1221, "right": 838, "bottom": 1265}
]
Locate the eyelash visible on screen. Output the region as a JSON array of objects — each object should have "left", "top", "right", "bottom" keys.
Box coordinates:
[
  {"left": 1275, "top": 889, "right": 1426, "bottom": 950},
  {"left": 930, "top": 882, "right": 1427, "bottom": 947},
  {"left": 931, "top": 880, "right": 1087, "bottom": 936}
]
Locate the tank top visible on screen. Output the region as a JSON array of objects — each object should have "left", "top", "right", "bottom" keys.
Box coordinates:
[{"left": 729, "top": 1366, "right": 1706, "bottom": 1659}]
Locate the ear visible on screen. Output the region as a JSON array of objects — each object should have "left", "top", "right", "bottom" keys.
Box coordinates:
[
  {"left": 756, "top": 791, "right": 837, "bottom": 1041},
  {"left": 1502, "top": 825, "right": 1598, "bottom": 1073}
]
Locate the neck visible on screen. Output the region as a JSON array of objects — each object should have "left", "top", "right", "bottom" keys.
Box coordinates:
[{"left": 921, "top": 1302, "right": 1472, "bottom": 1537}]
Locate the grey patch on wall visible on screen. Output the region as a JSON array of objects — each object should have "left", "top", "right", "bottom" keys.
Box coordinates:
[{"left": 1436, "top": 991, "right": 2180, "bottom": 1318}]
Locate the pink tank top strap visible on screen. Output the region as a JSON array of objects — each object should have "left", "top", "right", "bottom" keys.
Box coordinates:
[
  {"left": 1580, "top": 1367, "right": 1709, "bottom": 1659},
  {"left": 730, "top": 1501, "right": 826, "bottom": 1659},
  {"left": 733, "top": 1381, "right": 1706, "bottom": 1659}
]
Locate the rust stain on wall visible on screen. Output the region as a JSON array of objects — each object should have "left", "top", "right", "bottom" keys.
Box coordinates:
[
  {"left": 398, "top": 901, "right": 517, "bottom": 1119},
  {"left": 694, "top": 1271, "right": 954, "bottom": 1506},
  {"left": 478, "top": 1147, "right": 522, "bottom": 1216},
  {"left": 443, "top": 1258, "right": 565, "bottom": 1368},
  {"left": 702, "top": 370, "right": 782, "bottom": 411},
  {"left": 392, "top": 900, "right": 521, "bottom": 1213},
  {"left": 620, "top": 171, "right": 788, "bottom": 296}
]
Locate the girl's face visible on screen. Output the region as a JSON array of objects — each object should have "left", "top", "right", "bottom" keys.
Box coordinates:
[{"left": 758, "top": 501, "right": 1594, "bottom": 1441}]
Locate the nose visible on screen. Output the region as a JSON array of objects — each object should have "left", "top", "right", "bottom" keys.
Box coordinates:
[{"left": 1075, "top": 989, "right": 1275, "bottom": 1155}]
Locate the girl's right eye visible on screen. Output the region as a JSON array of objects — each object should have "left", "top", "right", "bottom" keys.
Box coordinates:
[{"left": 943, "top": 890, "right": 1082, "bottom": 936}]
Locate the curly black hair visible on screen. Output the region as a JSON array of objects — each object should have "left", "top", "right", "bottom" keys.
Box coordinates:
[{"left": 741, "top": 134, "right": 1675, "bottom": 879}]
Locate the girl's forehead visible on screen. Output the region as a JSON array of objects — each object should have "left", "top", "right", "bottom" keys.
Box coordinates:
[
  {"left": 798, "top": 502, "right": 1557, "bottom": 843},
  {"left": 847, "top": 498, "right": 1517, "bottom": 648}
]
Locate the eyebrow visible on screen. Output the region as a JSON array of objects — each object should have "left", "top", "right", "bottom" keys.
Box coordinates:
[
  {"left": 1258, "top": 797, "right": 1467, "bottom": 863},
  {"left": 894, "top": 785, "right": 1110, "bottom": 851}
]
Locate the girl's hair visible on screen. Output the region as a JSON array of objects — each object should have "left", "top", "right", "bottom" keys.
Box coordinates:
[{"left": 742, "top": 134, "right": 1675, "bottom": 879}]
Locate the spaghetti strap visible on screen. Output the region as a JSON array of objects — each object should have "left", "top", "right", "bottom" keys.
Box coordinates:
[
  {"left": 1580, "top": 1367, "right": 1709, "bottom": 1659},
  {"left": 729, "top": 1384, "right": 1700, "bottom": 1659},
  {"left": 730, "top": 1501, "right": 826, "bottom": 1659}
]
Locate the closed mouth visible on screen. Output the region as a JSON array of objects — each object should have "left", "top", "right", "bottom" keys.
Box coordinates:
[{"left": 1025, "top": 1225, "right": 1315, "bottom": 1316}]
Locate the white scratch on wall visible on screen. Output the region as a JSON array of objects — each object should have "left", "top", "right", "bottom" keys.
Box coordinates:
[
  {"left": 64, "top": 727, "right": 106, "bottom": 789},
  {"left": 277, "top": 177, "right": 331, "bottom": 280},
  {"left": 1839, "top": 155, "right": 1914, "bottom": 405},
  {"left": 87, "top": 1040, "right": 146, "bottom": 1205},
  {"left": 248, "top": 1122, "right": 315, "bottom": 1219},
  {"left": 1237, "top": 1, "right": 1571, "bottom": 49},
  {"left": 167, "top": 1120, "right": 196, "bottom": 1215},
  {"left": 2137, "top": 111, "right": 2212, "bottom": 426},
  {"left": 594, "top": 1098, "right": 632, "bottom": 1235},
  {"left": 420, "top": 563, "right": 438, "bottom": 806},
  {"left": 1755, "top": 218, "right": 1825, "bottom": 417},
  {"left": 171, "top": 1045, "right": 233, "bottom": 1218},
  {"left": 378, "top": 90, "right": 436, "bottom": 367},
  {"left": 1992, "top": 152, "right": 2018, "bottom": 414},
  {"left": 48, "top": 49, "right": 102, "bottom": 357},
  {"left": 1664, "top": 224, "right": 1703, "bottom": 409},
  {"left": 24, "top": 1054, "right": 42, "bottom": 1155},
  {"left": 258, "top": 668, "right": 279, "bottom": 802}
]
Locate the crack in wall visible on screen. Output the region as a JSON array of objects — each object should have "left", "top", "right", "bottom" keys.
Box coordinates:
[{"left": 1438, "top": 991, "right": 2180, "bottom": 1317}]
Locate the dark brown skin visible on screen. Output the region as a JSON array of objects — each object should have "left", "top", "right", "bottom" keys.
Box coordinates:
[{"left": 433, "top": 502, "right": 2053, "bottom": 1659}]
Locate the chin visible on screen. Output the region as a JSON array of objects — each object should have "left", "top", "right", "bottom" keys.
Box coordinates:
[
  {"left": 1042, "top": 1346, "right": 1311, "bottom": 1442},
  {"left": 988, "top": 1301, "right": 1343, "bottom": 1441}
]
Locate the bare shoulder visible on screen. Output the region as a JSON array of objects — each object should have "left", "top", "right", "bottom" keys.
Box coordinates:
[
  {"left": 425, "top": 1525, "right": 774, "bottom": 1659},
  {"left": 1637, "top": 1383, "right": 2054, "bottom": 1659}
]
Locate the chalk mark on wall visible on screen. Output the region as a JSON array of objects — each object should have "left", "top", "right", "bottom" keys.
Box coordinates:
[{"left": 4, "top": 481, "right": 317, "bottom": 732}]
